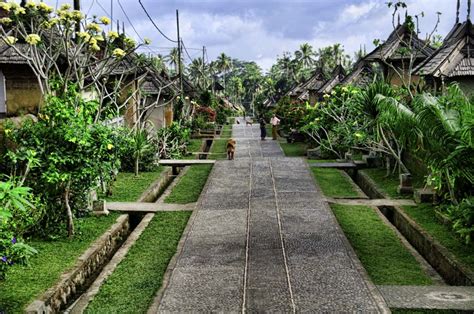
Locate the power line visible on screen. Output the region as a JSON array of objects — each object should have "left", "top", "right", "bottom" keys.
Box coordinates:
[
  {"left": 117, "top": 0, "right": 145, "bottom": 42},
  {"left": 138, "top": 0, "right": 178, "bottom": 43},
  {"left": 181, "top": 39, "right": 194, "bottom": 62}
]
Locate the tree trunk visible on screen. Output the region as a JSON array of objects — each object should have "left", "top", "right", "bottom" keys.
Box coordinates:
[
  {"left": 135, "top": 157, "right": 139, "bottom": 176},
  {"left": 64, "top": 181, "right": 75, "bottom": 238}
]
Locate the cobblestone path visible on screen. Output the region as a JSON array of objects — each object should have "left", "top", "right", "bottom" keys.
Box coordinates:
[{"left": 153, "top": 119, "right": 388, "bottom": 312}]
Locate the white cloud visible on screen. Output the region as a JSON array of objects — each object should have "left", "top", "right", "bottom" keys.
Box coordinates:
[{"left": 339, "top": 1, "right": 378, "bottom": 22}]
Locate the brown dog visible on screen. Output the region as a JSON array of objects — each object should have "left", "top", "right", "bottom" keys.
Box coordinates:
[
  {"left": 227, "top": 139, "right": 236, "bottom": 160},
  {"left": 245, "top": 119, "right": 253, "bottom": 126}
]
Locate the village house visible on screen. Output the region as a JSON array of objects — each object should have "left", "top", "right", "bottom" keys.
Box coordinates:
[
  {"left": 0, "top": 43, "right": 42, "bottom": 118},
  {"left": 363, "top": 18, "right": 435, "bottom": 86},
  {"left": 414, "top": 3, "right": 474, "bottom": 94},
  {"left": 316, "top": 64, "right": 346, "bottom": 99},
  {"left": 287, "top": 68, "right": 326, "bottom": 104},
  {"left": 341, "top": 60, "right": 376, "bottom": 88}
]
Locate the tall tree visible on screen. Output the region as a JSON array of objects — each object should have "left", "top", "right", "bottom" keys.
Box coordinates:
[{"left": 216, "top": 52, "right": 232, "bottom": 91}]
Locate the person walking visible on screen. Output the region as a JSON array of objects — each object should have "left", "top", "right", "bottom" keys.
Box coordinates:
[
  {"left": 259, "top": 116, "right": 267, "bottom": 140},
  {"left": 270, "top": 113, "right": 280, "bottom": 140}
]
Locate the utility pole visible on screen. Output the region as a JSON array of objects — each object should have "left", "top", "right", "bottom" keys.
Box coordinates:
[
  {"left": 111, "top": 0, "right": 114, "bottom": 31},
  {"left": 176, "top": 10, "right": 183, "bottom": 97},
  {"left": 73, "top": 0, "right": 80, "bottom": 38},
  {"left": 202, "top": 46, "right": 206, "bottom": 89}
]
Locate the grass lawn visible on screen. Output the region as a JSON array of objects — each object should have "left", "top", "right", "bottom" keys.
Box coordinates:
[
  {"left": 85, "top": 211, "right": 191, "bottom": 314},
  {"left": 311, "top": 168, "right": 360, "bottom": 198},
  {"left": 0, "top": 214, "right": 120, "bottom": 313},
  {"left": 221, "top": 124, "right": 232, "bottom": 138},
  {"left": 402, "top": 205, "right": 474, "bottom": 273},
  {"left": 209, "top": 139, "right": 228, "bottom": 160},
  {"left": 332, "top": 205, "right": 432, "bottom": 285},
  {"left": 362, "top": 168, "right": 424, "bottom": 199},
  {"left": 279, "top": 142, "right": 308, "bottom": 157},
  {"left": 104, "top": 169, "right": 164, "bottom": 202},
  {"left": 165, "top": 165, "right": 213, "bottom": 204},
  {"left": 183, "top": 139, "right": 203, "bottom": 159}
]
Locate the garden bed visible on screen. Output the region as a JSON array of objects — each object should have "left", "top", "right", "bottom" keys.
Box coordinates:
[
  {"left": 279, "top": 142, "right": 308, "bottom": 157},
  {"left": 164, "top": 165, "right": 214, "bottom": 204},
  {"left": 209, "top": 139, "right": 229, "bottom": 160},
  {"left": 84, "top": 211, "right": 192, "bottom": 313},
  {"left": 0, "top": 214, "right": 121, "bottom": 313},
  {"left": 331, "top": 204, "right": 433, "bottom": 285},
  {"left": 311, "top": 168, "right": 362, "bottom": 198}
]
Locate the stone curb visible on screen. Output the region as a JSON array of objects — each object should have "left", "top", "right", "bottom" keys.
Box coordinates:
[{"left": 147, "top": 161, "right": 217, "bottom": 313}]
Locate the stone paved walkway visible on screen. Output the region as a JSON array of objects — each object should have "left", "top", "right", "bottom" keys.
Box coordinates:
[{"left": 152, "top": 119, "right": 388, "bottom": 312}]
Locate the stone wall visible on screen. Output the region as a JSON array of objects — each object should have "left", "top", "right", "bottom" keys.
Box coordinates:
[
  {"left": 138, "top": 169, "right": 174, "bottom": 203},
  {"left": 390, "top": 206, "right": 474, "bottom": 286},
  {"left": 25, "top": 215, "right": 130, "bottom": 314}
]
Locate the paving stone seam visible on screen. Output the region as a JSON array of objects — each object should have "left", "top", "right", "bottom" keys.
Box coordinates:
[
  {"left": 303, "top": 159, "right": 391, "bottom": 313},
  {"left": 241, "top": 158, "right": 252, "bottom": 313},
  {"left": 269, "top": 159, "right": 297, "bottom": 313},
  {"left": 149, "top": 162, "right": 216, "bottom": 313}
]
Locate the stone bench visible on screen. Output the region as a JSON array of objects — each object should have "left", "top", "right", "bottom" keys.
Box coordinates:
[{"left": 159, "top": 159, "right": 216, "bottom": 175}]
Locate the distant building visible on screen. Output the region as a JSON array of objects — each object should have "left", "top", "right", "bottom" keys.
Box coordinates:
[
  {"left": 364, "top": 19, "right": 434, "bottom": 86},
  {"left": 0, "top": 43, "right": 42, "bottom": 118},
  {"left": 341, "top": 60, "right": 376, "bottom": 88},
  {"left": 316, "top": 65, "right": 346, "bottom": 100},
  {"left": 287, "top": 68, "right": 326, "bottom": 103},
  {"left": 415, "top": 17, "right": 474, "bottom": 94}
]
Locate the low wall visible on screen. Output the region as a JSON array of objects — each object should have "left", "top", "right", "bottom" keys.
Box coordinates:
[
  {"left": 388, "top": 206, "right": 474, "bottom": 286},
  {"left": 25, "top": 215, "right": 130, "bottom": 314},
  {"left": 354, "top": 170, "right": 387, "bottom": 199},
  {"left": 137, "top": 169, "right": 174, "bottom": 203}
]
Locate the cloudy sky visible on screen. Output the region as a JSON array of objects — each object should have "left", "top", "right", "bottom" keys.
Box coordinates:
[{"left": 43, "top": 0, "right": 463, "bottom": 71}]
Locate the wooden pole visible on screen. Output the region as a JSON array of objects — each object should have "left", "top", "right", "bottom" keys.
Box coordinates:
[
  {"left": 73, "top": 0, "right": 80, "bottom": 38},
  {"left": 177, "top": 9, "right": 183, "bottom": 96},
  {"left": 469, "top": 0, "right": 472, "bottom": 22}
]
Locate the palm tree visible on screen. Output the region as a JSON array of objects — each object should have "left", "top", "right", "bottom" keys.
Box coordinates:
[
  {"left": 217, "top": 52, "right": 232, "bottom": 91},
  {"left": 165, "top": 48, "right": 182, "bottom": 75},
  {"left": 187, "top": 57, "right": 209, "bottom": 90},
  {"left": 295, "top": 43, "right": 315, "bottom": 70}
]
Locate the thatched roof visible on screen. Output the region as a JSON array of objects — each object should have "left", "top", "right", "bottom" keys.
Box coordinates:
[
  {"left": 365, "top": 22, "right": 434, "bottom": 63},
  {"left": 341, "top": 61, "right": 375, "bottom": 87},
  {"left": 318, "top": 65, "right": 346, "bottom": 95},
  {"left": 0, "top": 43, "right": 29, "bottom": 65},
  {"left": 289, "top": 68, "right": 326, "bottom": 100},
  {"left": 415, "top": 20, "right": 474, "bottom": 77}
]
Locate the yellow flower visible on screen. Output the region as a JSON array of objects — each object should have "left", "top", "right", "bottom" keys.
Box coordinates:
[
  {"left": 124, "top": 37, "right": 136, "bottom": 48},
  {"left": 354, "top": 132, "right": 364, "bottom": 139},
  {"left": 77, "top": 31, "right": 91, "bottom": 41},
  {"left": 60, "top": 4, "right": 71, "bottom": 10},
  {"left": 4, "top": 129, "right": 11, "bottom": 135},
  {"left": 99, "top": 16, "right": 111, "bottom": 25},
  {"left": 14, "top": 7, "right": 26, "bottom": 15},
  {"left": 4, "top": 36, "right": 17, "bottom": 45},
  {"left": 49, "top": 18, "right": 59, "bottom": 26},
  {"left": 25, "top": 1, "right": 36, "bottom": 9},
  {"left": 0, "top": 2, "right": 11, "bottom": 12},
  {"left": 88, "top": 37, "right": 97, "bottom": 45},
  {"left": 94, "top": 35, "right": 104, "bottom": 42},
  {"left": 87, "top": 23, "right": 102, "bottom": 33},
  {"left": 90, "top": 44, "right": 101, "bottom": 52},
  {"left": 323, "top": 93, "right": 330, "bottom": 100},
  {"left": 144, "top": 38, "right": 152, "bottom": 45},
  {"left": 25, "top": 34, "right": 41, "bottom": 45},
  {"left": 107, "top": 31, "right": 119, "bottom": 40},
  {"left": 112, "top": 48, "right": 126, "bottom": 58},
  {"left": 38, "top": 2, "right": 53, "bottom": 13},
  {"left": 71, "top": 10, "right": 83, "bottom": 21},
  {"left": 0, "top": 17, "right": 12, "bottom": 25},
  {"left": 107, "top": 143, "right": 114, "bottom": 150}
]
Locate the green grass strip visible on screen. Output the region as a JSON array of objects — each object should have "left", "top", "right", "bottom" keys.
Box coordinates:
[
  {"left": 362, "top": 168, "right": 424, "bottom": 199},
  {"left": 402, "top": 205, "right": 474, "bottom": 273},
  {"left": 221, "top": 124, "right": 232, "bottom": 138},
  {"left": 332, "top": 204, "right": 432, "bottom": 285},
  {"left": 311, "top": 168, "right": 360, "bottom": 198},
  {"left": 0, "top": 214, "right": 120, "bottom": 313},
  {"left": 104, "top": 170, "right": 164, "bottom": 202},
  {"left": 279, "top": 142, "right": 307, "bottom": 157},
  {"left": 85, "top": 211, "right": 191, "bottom": 314},
  {"left": 209, "top": 139, "right": 229, "bottom": 160},
  {"left": 183, "top": 139, "right": 203, "bottom": 160},
  {"left": 165, "top": 165, "right": 213, "bottom": 204}
]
